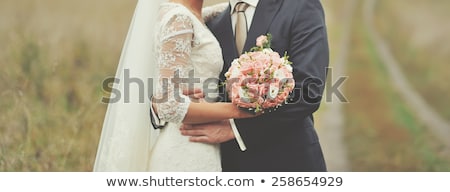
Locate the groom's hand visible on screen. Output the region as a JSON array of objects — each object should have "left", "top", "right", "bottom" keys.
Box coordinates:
[{"left": 180, "top": 120, "right": 235, "bottom": 144}]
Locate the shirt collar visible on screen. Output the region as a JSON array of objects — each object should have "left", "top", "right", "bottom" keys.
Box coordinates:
[{"left": 230, "top": 0, "right": 259, "bottom": 13}]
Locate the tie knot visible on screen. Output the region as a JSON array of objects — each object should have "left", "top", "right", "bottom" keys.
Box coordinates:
[{"left": 235, "top": 2, "right": 249, "bottom": 13}]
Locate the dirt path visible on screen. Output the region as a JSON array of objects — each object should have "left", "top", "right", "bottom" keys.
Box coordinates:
[
  {"left": 316, "top": 0, "right": 356, "bottom": 172},
  {"left": 363, "top": 0, "right": 450, "bottom": 151}
]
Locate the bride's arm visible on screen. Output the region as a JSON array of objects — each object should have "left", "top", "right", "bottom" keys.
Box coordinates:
[
  {"left": 153, "top": 13, "right": 253, "bottom": 125},
  {"left": 183, "top": 102, "right": 253, "bottom": 124}
]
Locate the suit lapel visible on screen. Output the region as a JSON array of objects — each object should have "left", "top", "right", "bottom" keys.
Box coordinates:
[
  {"left": 244, "top": 0, "right": 283, "bottom": 52},
  {"left": 208, "top": 0, "right": 283, "bottom": 70}
]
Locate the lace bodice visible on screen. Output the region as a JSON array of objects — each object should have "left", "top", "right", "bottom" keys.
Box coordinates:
[
  {"left": 153, "top": 3, "right": 224, "bottom": 123},
  {"left": 148, "top": 3, "right": 224, "bottom": 172}
]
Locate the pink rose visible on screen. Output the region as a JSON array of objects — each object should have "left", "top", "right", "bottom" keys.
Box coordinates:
[
  {"left": 225, "top": 34, "right": 297, "bottom": 113},
  {"left": 230, "top": 86, "right": 240, "bottom": 101},
  {"left": 250, "top": 52, "right": 271, "bottom": 65},
  {"left": 256, "top": 35, "right": 268, "bottom": 47},
  {"left": 271, "top": 57, "right": 283, "bottom": 68},
  {"left": 262, "top": 99, "right": 278, "bottom": 109},
  {"left": 283, "top": 68, "right": 294, "bottom": 79},
  {"left": 258, "top": 84, "right": 269, "bottom": 95},
  {"left": 239, "top": 66, "right": 254, "bottom": 76},
  {"left": 269, "top": 52, "right": 281, "bottom": 62},
  {"left": 246, "top": 83, "right": 261, "bottom": 97},
  {"left": 275, "top": 97, "right": 287, "bottom": 105},
  {"left": 238, "top": 53, "right": 251, "bottom": 61},
  {"left": 240, "top": 76, "right": 258, "bottom": 85}
]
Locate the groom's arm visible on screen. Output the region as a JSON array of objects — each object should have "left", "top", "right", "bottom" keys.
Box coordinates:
[
  {"left": 182, "top": 0, "right": 329, "bottom": 149},
  {"left": 272, "top": 0, "right": 329, "bottom": 121}
]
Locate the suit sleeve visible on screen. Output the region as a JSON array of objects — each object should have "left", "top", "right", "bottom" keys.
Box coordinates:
[
  {"left": 275, "top": 0, "right": 329, "bottom": 121},
  {"left": 234, "top": 0, "right": 330, "bottom": 149}
]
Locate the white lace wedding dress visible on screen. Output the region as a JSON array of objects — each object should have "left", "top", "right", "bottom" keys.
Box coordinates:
[{"left": 148, "top": 3, "right": 224, "bottom": 172}]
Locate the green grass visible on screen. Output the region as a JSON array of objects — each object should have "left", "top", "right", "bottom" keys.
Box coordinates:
[
  {"left": 376, "top": 0, "right": 450, "bottom": 120},
  {"left": 343, "top": 0, "right": 450, "bottom": 171},
  {"left": 0, "top": 0, "right": 136, "bottom": 171}
]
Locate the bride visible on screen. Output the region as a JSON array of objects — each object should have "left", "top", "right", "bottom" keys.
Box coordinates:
[{"left": 93, "top": 0, "right": 252, "bottom": 171}]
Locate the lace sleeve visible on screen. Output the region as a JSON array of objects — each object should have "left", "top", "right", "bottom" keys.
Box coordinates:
[
  {"left": 154, "top": 13, "right": 194, "bottom": 123},
  {"left": 202, "top": 2, "right": 228, "bottom": 22}
]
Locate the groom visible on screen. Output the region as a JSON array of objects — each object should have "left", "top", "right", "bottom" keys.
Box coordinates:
[{"left": 181, "top": 0, "right": 329, "bottom": 171}]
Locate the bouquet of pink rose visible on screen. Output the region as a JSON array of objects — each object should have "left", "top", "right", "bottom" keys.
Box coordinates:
[{"left": 225, "top": 34, "right": 295, "bottom": 114}]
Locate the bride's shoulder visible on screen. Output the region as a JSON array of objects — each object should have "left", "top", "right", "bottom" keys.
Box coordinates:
[
  {"left": 157, "top": 3, "right": 195, "bottom": 36},
  {"left": 158, "top": 3, "right": 195, "bottom": 25},
  {"left": 159, "top": 2, "right": 192, "bottom": 18}
]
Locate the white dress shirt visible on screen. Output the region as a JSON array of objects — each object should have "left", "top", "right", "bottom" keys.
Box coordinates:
[
  {"left": 227, "top": 0, "right": 259, "bottom": 151},
  {"left": 230, "top": 0, "right": 259, "bottom": 34}
]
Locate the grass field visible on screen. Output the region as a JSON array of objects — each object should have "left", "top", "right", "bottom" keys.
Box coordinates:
[
  {"left": 376, "top": 0, "right": 450, "bottom": 120},
  {"left": 341, "top": 0, "right": 450, "bottom": 171},
  {"left": 0, "top": 0, "right": 136, "bottom": 171},
  {"left": 0, "top": 0, "right": 448, "bottom": 171}
]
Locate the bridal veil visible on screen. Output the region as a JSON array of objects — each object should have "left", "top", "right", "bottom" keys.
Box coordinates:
[{"left": 93, "top": 0, "right": 166, "bottom": 171}]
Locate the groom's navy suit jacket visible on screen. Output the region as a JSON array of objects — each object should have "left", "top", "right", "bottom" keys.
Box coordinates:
[{"left": 207, "top": 0, "right": 329, "bottom": 171}]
